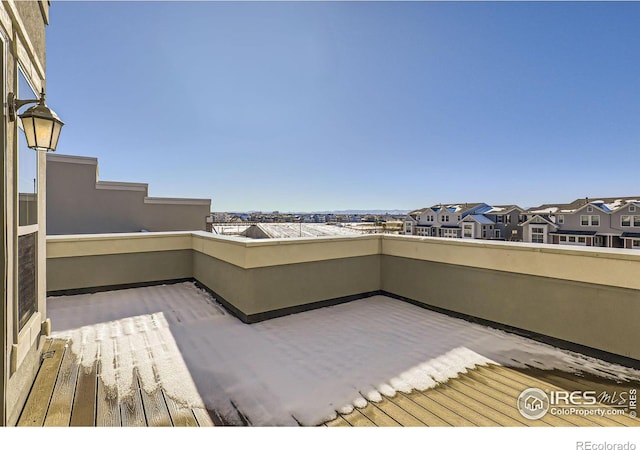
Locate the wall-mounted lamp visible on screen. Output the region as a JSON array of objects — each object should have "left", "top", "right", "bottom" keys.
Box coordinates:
[{"left": 8, "top": 88, "right": 64, "bottom": 152}]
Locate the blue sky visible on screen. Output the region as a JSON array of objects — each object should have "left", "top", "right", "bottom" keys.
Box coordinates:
[{"left": 46, "top": 1, "right": 640, "bottom": 212}]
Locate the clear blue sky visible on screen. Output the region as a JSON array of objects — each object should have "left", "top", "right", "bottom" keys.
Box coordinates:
[{"left": 46, "top": 1, "right": 640, "bottom": 212}]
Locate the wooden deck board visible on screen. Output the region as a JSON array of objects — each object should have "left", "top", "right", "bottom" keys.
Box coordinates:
[
  {"left": 420, "top": 387, "right": 500, "bottom": 426},
  {"left": 342, "top": 409, "right": 376, "bottom": 427},
  {"left": 193, "top": 408, "right": 215, "bottom": 427},
  {"left": 369, "top": 397, "right": 424, "bottom": 426},
  {"left": 96, "top": 361, "right": 122, "bottom": 427},
  {"left": 120, "top": 372, "right": 147, "bottom": 427},
  {"left": 357, "top": 402, "right": 402, "bottom": 427},
  {"left": 44, "top": 343, "right": 80, "bottom": 426},
  {"left": 325, "top": 415, "right": 351, "bottom": 427},
  {"left": 437, "top": 379, "right": 528, "bottom": 427},
  {"left": 70, "top": 363, "right": 97, "bottom": 426},
  {"left": 140, "top": 388, "right": 173, "bottom": 427},
  {"left": 402, "top": 390, "right": 476, "bottom": 426},
  {"left": 18, "top": 340, "right": 66, "bottom": 426},
  {"left": 393, "top": 392, "right": 452, "bottom": 426},
  {"left": 163, "top": 393, "right": 198, "bottom": 427}
]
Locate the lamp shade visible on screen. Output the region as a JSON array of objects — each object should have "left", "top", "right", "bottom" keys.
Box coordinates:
[{"left": 19, "top": 102, "right": 64, "bottom": 151}]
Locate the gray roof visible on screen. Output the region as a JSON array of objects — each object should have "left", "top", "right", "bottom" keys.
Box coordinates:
[{"left": 468, "top": 214, "right": 495, "bottom": 225}]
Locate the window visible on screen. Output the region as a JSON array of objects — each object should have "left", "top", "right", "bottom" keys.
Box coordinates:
[
  {"left": 578, "top": 237, "right": 586, "bottom": 243},
  {"left": 531, "top": 227, "right": 544, "bottom": 243},
  {"left": 463, "top": 224, "right": 473, "bottom": 238},
  {"left": 457, "top": 215, "right": 461, "bottom": 221},
  {"left": 587, "top": 206, "right": 593, "bottom": 212},
  {"left": 635, "top": 216, "right": 640, "bottom": 227},
  {"left": 630, "top": 206, "right": 636, "bottom": 213},
  {"left": 496, "top": 215, "right": 503, "bottom": 223},
  {"left": 622, "top": 216, "right": 631, "bottom": 227},
  {"left": 18, "top": 233, "right": 37, "bottom": 330},
  {"left": 581, "top": 215, "right": 600, "bottom": 226},
  {"left": 560, "top": 236, "right": 567, "bottom": 242},
  {"left": 633, "top": 239, "right": 640, "bottom": 248},
  {"left": 557, "top": 215, "right": 564, "bottom": 225},
  {"left": 494, "top": 229, "right": 501, "bottom": 238},
  {"left": 569, "top": 236, "right": 576, "bottom": 243}
]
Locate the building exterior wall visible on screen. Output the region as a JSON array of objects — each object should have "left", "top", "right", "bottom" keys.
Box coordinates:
[
  {"left": 46, "top": 154, "right": 211, "bottom": 234},
  {"left": 1, "top": 0, "right": 50, "bottom": 426}
]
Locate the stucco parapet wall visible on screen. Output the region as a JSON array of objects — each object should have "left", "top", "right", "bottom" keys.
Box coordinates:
[
  {"left": 46, "top": 232, "right": 194, "bottom": 258},
  {"left": 47, "top": 233, "right": 640, "bottom": 289},
  {"left": 191, "top": 232, "right": 381, "bottom": 268},
  {"left": 382, "top": 235, "right": 640, "bottom": 291}
]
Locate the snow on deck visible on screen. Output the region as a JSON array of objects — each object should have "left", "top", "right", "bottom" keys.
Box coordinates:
[{"left": 48, "top": 282, "right": 640, "bottom": 426}]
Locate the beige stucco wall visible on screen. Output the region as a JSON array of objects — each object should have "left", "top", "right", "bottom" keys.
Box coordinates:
[
  {"left": 46, "top": 154, "right": 211, "bottom": 235},
  {"left": 45, "top": 233, "right": 640, "bottom": 360},
  {"left": 1, "top": 0, "right": 49, "bottom": 426}
]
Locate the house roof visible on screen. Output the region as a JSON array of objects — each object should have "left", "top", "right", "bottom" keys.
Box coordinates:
[
  {"left": 465, "top": 214, "right": 495, "bottom": 225},
  {"left": 440, "top": 225, "right": 460, "bottom": 229},
  {"left": 526, "top": 197, "right": 640, "bottom": 214},
  {"left": 519, "top": 215, "right": 559, "bottom": 228},
  {"left": 621, "top": 232, "right": 640, "bottom": 239}
]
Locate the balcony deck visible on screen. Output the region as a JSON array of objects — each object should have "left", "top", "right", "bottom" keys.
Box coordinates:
[
  {"left": 18, "top": 337, "right": 639, "bottom": 427},
  {"left": 17, "top": 280, "right": 640, "bottom": 427},
  {"left": 17, "top": 338, "right": 214, "bottom": 427}
]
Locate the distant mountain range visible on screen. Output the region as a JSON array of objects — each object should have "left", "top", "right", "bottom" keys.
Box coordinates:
[
  {"left": 312, "top": 210, "right": 410, "bottom": 215},
  {"left": 231, "top": 209, "right": 410, "bottom": 215}
]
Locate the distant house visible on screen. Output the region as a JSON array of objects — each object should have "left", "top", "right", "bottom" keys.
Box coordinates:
[
  {"left": 404, "top": 203, "right": 504, "bottom": 239},
  {"left": 521, "top": 197, "right": 640, "bottom": 248}
]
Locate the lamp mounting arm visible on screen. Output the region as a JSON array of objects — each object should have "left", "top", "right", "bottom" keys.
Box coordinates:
[{"left": 8, "top": 89, "right": 46, "bottom": 122}]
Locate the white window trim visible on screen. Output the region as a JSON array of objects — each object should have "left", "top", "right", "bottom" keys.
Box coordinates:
[{"left": 580, "top": 215, "right": 600, "bottom": 227}]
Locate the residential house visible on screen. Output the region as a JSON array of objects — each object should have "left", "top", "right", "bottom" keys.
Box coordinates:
[
  {"left": 522, "top": 197, "right": 640, "bottom": 248},
  {"left": 403, "top": 203, "right": 510, "bottom": 239}
]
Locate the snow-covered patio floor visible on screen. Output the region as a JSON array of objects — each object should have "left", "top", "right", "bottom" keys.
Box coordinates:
[{"left": 47, "top": 282, "right": 640, "bottom": 426}]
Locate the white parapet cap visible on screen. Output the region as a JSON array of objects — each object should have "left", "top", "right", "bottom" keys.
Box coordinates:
[{"left": 144, "top": 197, "right": 211, "bottom": 206}]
